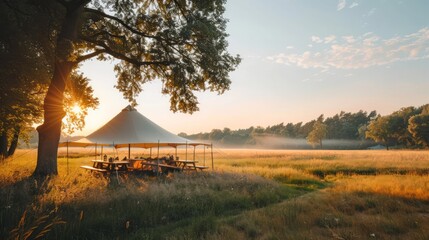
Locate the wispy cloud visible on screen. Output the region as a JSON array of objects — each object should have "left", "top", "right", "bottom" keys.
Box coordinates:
[
  {"left": 349, "top": 2, "right": 359, "bottom": 8},
  {"left": 337, "top": 0, "right": 346, "bottom": 11},
  {"left": 311, "top": 35, "right": 337, "bottom": 44},
  {"left": 311, "top": 36, "right": 323, "bottom": 43},
  {"left": 324, "top": 35, "right": 337, "bottom": 44},
  {"left": 267, "top": 28, "right": 429, "bottom": 69}
]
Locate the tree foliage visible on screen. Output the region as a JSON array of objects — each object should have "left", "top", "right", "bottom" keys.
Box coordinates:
[
  {"left": 408, "top": 114, "right": 429, "bottom": 148},
  {"left": 76, "top": 0, "right": 241, "bottom": 112},
  {"left": 365, "top": 105, "right": 428, "bottom": 149},
  {"left": 306, "top": 121, "right": 327, "bottom": 148},
  {"left": 365, "top": 116, "right": 395, "bottom": 149}
]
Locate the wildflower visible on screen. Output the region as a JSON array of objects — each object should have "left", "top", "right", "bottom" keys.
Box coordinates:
[{"left": 370, "top": 233, "right": 375, "bottom": 238}]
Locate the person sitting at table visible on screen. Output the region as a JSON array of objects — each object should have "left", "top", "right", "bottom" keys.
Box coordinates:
[
  {"left": 167, "top": 155, "right": 175, "bottom": 165},
  {"left": 109, "top": 157, "right": 113, "bottom": 162},
  {"left": 115, "top": 157, "right": 119, "bottom": 161}
]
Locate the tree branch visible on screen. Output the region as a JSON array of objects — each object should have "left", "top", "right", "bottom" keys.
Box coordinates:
[
  {"left": 75, "top": 49, "right": 105, "bottom": 63},
  {"left": 80, "top": 36, "right": 172, "bottom": 66},
  {"left": 84, "top": 8, "right": 164, "bottom": 41}
]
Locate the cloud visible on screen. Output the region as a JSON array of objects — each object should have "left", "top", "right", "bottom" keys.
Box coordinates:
[
  {"left": 324, "top": 35, "right": 337, "bottom": 44},
  {"left": 349, "top": 2, "right": 359, "bottom": 8},
  {"left": 311, "top": 36, "right": 323, "bottom": 43},
  {"left": 337, "top": 0, "right": 346, "bottom": 11},
  {"left": 268, "top": 28, "right": 429, "bottom": 69},
  {"left": 343, "top": 36, "right": 356, "bottom": 43},
  {"left": 312, "top": 35, "right": 336, "bottom": 44}
]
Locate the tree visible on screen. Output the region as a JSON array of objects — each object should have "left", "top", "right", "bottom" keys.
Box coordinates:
[
  {"left": 408, "top": 114, "right": 429, "bottom": 148},
  {"left": 366, "top": 116, "right": 395, "bottom": 150},
  {"left": 1, "top": 2, "right": 98, "bottom": 161},
  {"left": 4, "top": 0, "right": 240, "bottom": 175},
  {"left": 0, "top": 71, "right": 98, "bottom": 160},
  {"left": 306, "top": 121, "right": 327, "bottom": 148},
  {"left": 209, "top": 129, "right": 223, "bottom": 141}
]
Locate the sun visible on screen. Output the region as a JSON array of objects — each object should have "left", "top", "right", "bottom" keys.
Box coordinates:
[{"left": 71, "top": 104, "right": 82, "bottom": 114}]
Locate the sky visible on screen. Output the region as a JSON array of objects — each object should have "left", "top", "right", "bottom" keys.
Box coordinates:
[{"left": 75, "top": 0, "right": 429, "bottom": 136}]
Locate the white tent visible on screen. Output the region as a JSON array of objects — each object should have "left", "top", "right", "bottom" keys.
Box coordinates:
[{"left": 59, "top": 105, "right": 209, "bottom": 149}]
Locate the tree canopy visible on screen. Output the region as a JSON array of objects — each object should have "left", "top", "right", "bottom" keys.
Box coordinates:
[
  {"left": 306, "top": 121, "right": 327, "bottom": 149},
  {"left": 408, "top": 114, "right": 429, "bottom": 148}
]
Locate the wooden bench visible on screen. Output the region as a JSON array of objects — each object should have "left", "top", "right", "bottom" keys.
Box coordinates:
[
  {"left": 80, "top": 165, "right": 107, "bottom": 173},
  {"left": 194, "top": 165, "right": 209, "bottom": 171},
  {"left": 158, "top": 164, "right": 182, "bottom": 171}
]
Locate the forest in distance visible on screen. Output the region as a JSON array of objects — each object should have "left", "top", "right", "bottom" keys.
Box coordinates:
[{"left": 180, "top": 103, "right": 429, "bottom": 150}]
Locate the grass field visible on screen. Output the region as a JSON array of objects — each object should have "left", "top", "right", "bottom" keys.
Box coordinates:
[{"left": 1, "top": 148, "right": 428, "bottom": 239}]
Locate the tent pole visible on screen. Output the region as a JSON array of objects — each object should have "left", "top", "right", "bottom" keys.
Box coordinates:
[
  {"left": 95, "top": 143, "right": 97, "bottom": 159},
  {"left": 150, "top": 148, "right": 152, "bottom": 158},
  {"left": 101, "top": 146, "right": 103, "bottom": 160},
  {"left": 157, "top": 140, "right": 160, "bottom": 176},
  {"left": 185, "top": 141, "right": 188, "bottom": 160},
  {"left": 211, "top": 143, "right": 214, "bottom": 171},
  {"left": 128, "top": 144, "right": 131, "bottom": 159},
  {"left": 175, "top": 146, "right": 178, "bottom": 160},
  {"left": 66, "top": 141, "right": 69, "bottom": 175},
  {"left": 193, "top": 145, "right": 196, "bottom": 161}
]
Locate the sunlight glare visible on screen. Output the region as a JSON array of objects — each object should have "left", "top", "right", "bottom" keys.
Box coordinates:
[{"left": 72, "top": 104, "right": 82, "bottom": 114}]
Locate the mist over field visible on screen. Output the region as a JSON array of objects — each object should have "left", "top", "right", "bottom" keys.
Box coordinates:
[
  {"left": 252, "top": 136, "right": 372, "bottom": 149},
  {"left": 194, "top": 136, "right": 375, "bottom": 150}
]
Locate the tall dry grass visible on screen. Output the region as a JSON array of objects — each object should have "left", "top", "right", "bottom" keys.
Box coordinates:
[{"left": 1, "top": 148, "right": 429, "bottom": 239}]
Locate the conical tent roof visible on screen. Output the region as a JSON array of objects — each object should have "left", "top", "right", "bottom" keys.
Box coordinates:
[{"left": 60, "top": 106, "right": 206, "bottom": 148}]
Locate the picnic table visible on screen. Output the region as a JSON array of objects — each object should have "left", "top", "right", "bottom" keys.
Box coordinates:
[
  {"left": 128, "top": 158, "right": 182, "bottom": 173},
  {"left": 91, "top": 160, "right": 130, "bottom": 171},
  {"left": 173, "top": 160, "right": 209, "bottom": 171},
  {"left": 80, "top": 158, "right": 208, "bottom": 174}
]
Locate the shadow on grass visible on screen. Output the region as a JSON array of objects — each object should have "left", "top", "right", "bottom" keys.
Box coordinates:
[
  {"left": 1, "top": 171, "right": 324, "bottom": 240},
  {"left": 310, "top": 167, "right": 429, "bottom": 178},
  {"left": 207, "top": 190, "right": 429, "bottom": 240},
  {"left": 44, "top": 172, "right": 312, "bottom": 239},
  {"left": 0, "top": 175, "right": 60, "bottom": 239}
]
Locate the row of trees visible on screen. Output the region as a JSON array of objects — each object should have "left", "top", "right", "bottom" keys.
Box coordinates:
[
  {"left": 181, "top": 104, "right": 429, "bottom": 149},
  {"left": 180, "top": 110, "right": 377, "bottom": 147}
]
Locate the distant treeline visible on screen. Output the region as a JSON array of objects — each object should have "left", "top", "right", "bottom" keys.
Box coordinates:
[{"left": 180, "top": 104, "right": 429, "bottom": 149}]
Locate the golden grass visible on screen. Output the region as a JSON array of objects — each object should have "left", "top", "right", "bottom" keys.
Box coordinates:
[
  {"left": 332, "top": 174, "right": 429, "bottom": 201},
  {"left": 1, "top": 148, "right": 429, "bottom": 239}
]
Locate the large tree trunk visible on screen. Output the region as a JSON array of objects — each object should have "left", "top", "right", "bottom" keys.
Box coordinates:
[
  {"left": 34, "top": 62, "right": 73, "bottom": 175},
  {"left": 33, "top": 6, "right": 82, "bottom": 176},
  {"left": 7, "top": 128, "right": 20, "bottom": 157}
]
